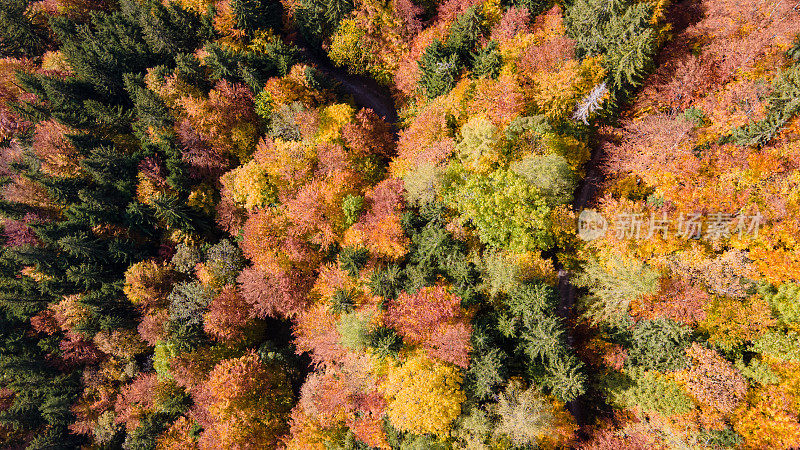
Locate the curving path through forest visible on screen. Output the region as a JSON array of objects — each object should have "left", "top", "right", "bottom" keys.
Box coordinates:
[{"left": 297, "top": 46, "right": 400, "bottom": 134}]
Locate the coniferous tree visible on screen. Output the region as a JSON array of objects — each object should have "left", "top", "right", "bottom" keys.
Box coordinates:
[
  {"left": 294, "top": 0, "right": 354, "bottom": 47},
  {"left": 565, "top": 0, "right": 657, "bottom": 100},
  {"left": 0, "top": 0, "right": 49, "bottom": 58},
  {"left": 134, "top": 0, "right": 212, "bottom": 55},
  {"left": 418, "top": 40, "right": 460, "bottom": 99},
  {"left": 444, "top": 6, "right": 485, "bottom": 67},
  {"left": 231, "top": 0, "right": 283, "bottom": 37},
  {"left": 49, "top": 5, "right": 167, "bottom": 98},
  {"left": 731, "top": 64, "right": 800, "bottom": 147},
  {"left": 417, "top": 6, "right": 490, "bottom": 98},
  {"left": 471, "top": 41, "right": 502, "bottom": 79}
]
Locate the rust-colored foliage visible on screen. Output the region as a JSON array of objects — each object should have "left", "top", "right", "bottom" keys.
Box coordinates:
[
  {"left": 342, "top": 108, "right": 395, "bottom": 160},
  {"left": 31, "top": 119, "right": 81, "bottom": 177},
  {"left": 344, "top": 178, "right": 409, "bottom": 259},
  {"left": 392, "top": 0, "right": 423, "bottom": 36},
  {"left": 115, "top": 373, "right": 158, "bottom": 430},
  {"left": 631, "top": 276, "right": 710, "bottom": 326},
  {"left": 299, "top": 364, "right": 383, "bottom": 429},
  {"left": 284, "top": 177, "right": 348, "bottom": 249},
  {"left": 386, "top": 285, "right": 462, "bottom": 342},
  {"left": 30, "top": 308, "right": 60, "bottom": 335},
  {"left": 137, "top": 309, "right": 168, "bottom": 346},
  {"left": 3, "top": 215, "right": 40, "bottom": 247},
  {"left": 93, "top": 329, "right": 148, "bottom": 359},
  {"left": 579, "top": 424, "right": 654, "bottom": 450},
  {"left": 204, "top": 285, "right": 251, "bottom": 342},
  {"left": 386, "top": 285, "right": 472, "bottom": 367},
  {"left": 214, "top": 194, "right": 247, "bottom": 236},
  {"left": 392, "top": 102, "right": 453, "bottom": 176},
  {"left": 679, "top": 343, "right": 746, "bottom": 414},
  {"left": 491, "top": 7, "right": 531, "bottom": 42},
  {"left": 436, "top": 0, "right": 483, "bottom": 23},
  {"left": 0, "top": 58, "right": 36, "bottom": 141},
  {"left": 425, "top": 321, "right": 472, "bottom": 368},
  {"left": 241, "top": 207, "right": 322, "bottom": 271},
  {"left": 177, "top": 118, "right": 232, "bottom": 179},
  {"left": 293, "top": 301, "right": 348, "bottom": 365},
  {"left": 156, "top": 416, "right": 200, "bottom": 450},
  {"left": 282, "top": 406, "right": 328, "bottom": 450},
  {"left": 58, "top": 332, "right": 103, "bottom": 369},
  {"left": 237, "top": 266, "right": 313, "bottom": 319},
  {"left": 518, "top": 34, "right": 575, "bottom": 76},
  {"left": 199, "top": 351, "right": 293, "bottom": 449},
  {"left": 178, "top": 80, "right": 259, "bottom": 161}
]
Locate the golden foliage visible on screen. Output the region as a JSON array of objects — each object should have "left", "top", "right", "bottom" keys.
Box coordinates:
[{"left": 381, "top": 353, "right": 466, "bottom": 435}]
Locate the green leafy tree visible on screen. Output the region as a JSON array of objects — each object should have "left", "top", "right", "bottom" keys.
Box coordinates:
[
  {"left": 760, "top": 281, "right": 800, "bottom": 325},
  {"left": 336, "top": 311, "right": 372, "bottom": 350},
  {"left": 445, "top": 167, "right": 554, "bottom": 253},
  {"left": 341, "top": 194, "right": 364, "bottom": 227},
  {"left": 575, "top": 254, "right": 660, "bottom": 326},
  {"left": 171, "top": 242, "right": 204, "bottom": 274},
  {"left": 511, "top": 153, "right": 577, "bottom": 206},
  {"left": 168, "top": 281, "right": 212, "bottom": 326},
  {"left": 204, "top": 238, "right": 246, "bottom": 286},
  {"left": 603, "top": 369, "right": 695, "bottom": 417}
]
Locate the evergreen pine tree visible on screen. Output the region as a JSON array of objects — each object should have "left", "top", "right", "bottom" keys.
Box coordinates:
[
  {"left": 565, "top": 0, "right": 657, "bottom": 99},
  {"left": 231, "top": 0, "right": 283, "bottom": 37},
  {"left": 0, "top": 0, "right": 49, "bottom": 58},
  {"left": 471, "top": 41, "right": 502, "bottom": 79}
]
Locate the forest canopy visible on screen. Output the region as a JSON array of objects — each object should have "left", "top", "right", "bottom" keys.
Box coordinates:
[{"left": 0, "top": 0, "right": 799, "bottom": 449}]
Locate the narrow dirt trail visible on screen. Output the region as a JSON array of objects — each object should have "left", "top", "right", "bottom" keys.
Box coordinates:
[
  {"left": 556, "top": 134, "right": 606, "bottom": 429},
  {"left": 297, "top": 46, "right": 399, "bottom": 133}
]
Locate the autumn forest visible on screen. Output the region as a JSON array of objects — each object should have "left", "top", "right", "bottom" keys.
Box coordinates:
[{"left": 0, "top": 0, "right": 799, "bottom": 448}]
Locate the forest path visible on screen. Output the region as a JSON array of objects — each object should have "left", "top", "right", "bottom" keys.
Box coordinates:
[
  {"left": 298, "top": 46, "right": 400, "bottom": 134},
  {"left": 555, "top": 0, "right": 702, "bottom": 428},
  {"left": 556, "top": 134, "right": 605, "bottom": 429}
]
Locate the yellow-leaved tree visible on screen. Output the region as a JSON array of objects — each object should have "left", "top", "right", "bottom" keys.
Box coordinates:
[{"left": 381, "top": 353, "right": 466, "bottom": 436}]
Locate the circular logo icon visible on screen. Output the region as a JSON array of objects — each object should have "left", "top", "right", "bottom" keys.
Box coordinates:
[{"left": 577, "top": 209, "right": 608, "bottom": 241}]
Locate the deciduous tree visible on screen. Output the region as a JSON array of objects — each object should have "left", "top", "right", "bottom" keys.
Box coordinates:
[{"left": 382, "top": 353, "right": 466, "bottom": 435}]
